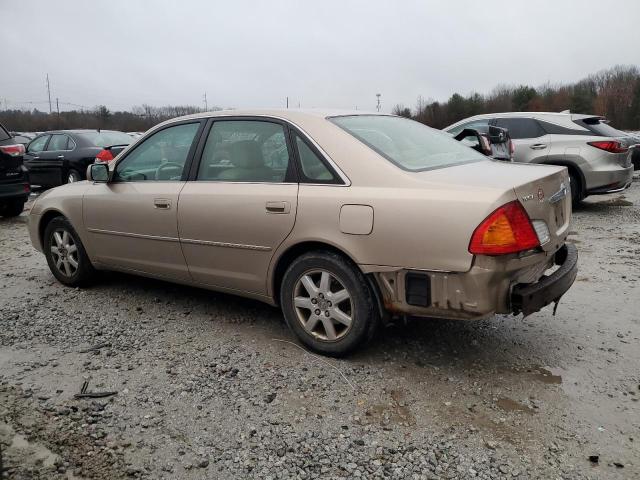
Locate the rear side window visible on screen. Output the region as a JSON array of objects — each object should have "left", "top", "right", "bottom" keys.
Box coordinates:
[
  {"left": 574, "top": 118, "right": 625, "bottom": 137},
  {"left": 197, "top": 120, "right": 292, "bottom": 183},
  {"left": 293, "top": 134, "right": 337, "bottom": 183},
  {"left": 494, "top": 118, "right": 544, "bottom": 139},
  {"left": 47, "top": 134, "right": 70, "bottom": 151}
]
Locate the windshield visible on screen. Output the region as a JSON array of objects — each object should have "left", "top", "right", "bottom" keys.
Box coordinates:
[
  {"left": 77, "top": 131, "right": 133, "bottom": 148},
  {"left": 329, "top": 115, "right": 485, "bottom": 171}
]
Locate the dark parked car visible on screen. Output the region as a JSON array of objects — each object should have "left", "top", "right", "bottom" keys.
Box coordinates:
[
  {"left": 0, "top": 122, "right": 30, "bottom": 217},
  {"left": 23, "top": 130, "right": 132, "bottom": 187}
]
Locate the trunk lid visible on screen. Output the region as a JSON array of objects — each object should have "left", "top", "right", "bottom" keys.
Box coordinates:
[
  {"left": 511, "top": 166, "right": 571, "bottom": 254},
  {"left": 415, "top": 160, "right": 571, "bottom": 254}
]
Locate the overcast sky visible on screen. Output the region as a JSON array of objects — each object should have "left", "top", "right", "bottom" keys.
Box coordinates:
[{"left": 1, "top": 0, "right": 639, "bottom": 113}]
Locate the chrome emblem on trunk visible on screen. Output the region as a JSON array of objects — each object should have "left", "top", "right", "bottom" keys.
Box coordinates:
[
  {"left": 537, "top": 187, "right": 545, "bottom": 202},
  {"left": 549, "top": 182, "right": 567, "bottom": 204}
]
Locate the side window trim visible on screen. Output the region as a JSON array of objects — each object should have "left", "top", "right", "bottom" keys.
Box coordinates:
[
  {"left": 113, "top": 120, "right": 205, "bottom": 182},
  {"left": 189, "top": 116, "right": 298, "bottom": 184},
  {"left": 290, "top": 129, "right": 342, "bottom": 185}
]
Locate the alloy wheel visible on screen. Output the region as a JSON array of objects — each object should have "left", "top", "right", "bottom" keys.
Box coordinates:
[
  {"left": 50, "top": 229, "right": 79, "bottom": 277},
  {"left": 293, "top": 269, "right": 353, "bottom": 341}
]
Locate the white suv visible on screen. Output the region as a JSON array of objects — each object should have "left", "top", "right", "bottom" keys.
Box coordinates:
[{"left": 445, "top": 112, "right": 636, "bottom": 204}]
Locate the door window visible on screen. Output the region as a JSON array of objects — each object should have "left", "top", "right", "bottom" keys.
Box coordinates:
[
  {"left": 494, "top": 118, "right": 544, "bottom": 139},
  {"left": 114, "top": 122, "right": 200, "bottom": 181},
  {"left": 197, "top": 121, "right": 291, "bottom": 182},
  {"left": 27, "top": 135, "right": 49, "bottom": 153},
  {"left": 294, "top": 134, "right": 336, "bottom": 182},
  {"left": 47, "top": 134, "right": 70, "bottom": 151}
]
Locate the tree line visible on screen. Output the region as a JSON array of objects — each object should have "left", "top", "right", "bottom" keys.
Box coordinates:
[
  {"left": 392, "top": 65, "right": 640, "bottom": 130},
  {"left": 2, "top": 65, "right": 639, "bottom": 133},
  {"left": 0, "top": 104, "right": 218, "bottom": 133}
]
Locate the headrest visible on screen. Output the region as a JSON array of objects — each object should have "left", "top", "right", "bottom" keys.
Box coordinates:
[{"left": 230, "top": 141, "right": 263, "bottom": 168}]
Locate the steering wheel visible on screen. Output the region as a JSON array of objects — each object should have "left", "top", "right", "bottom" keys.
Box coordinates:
[{"left": 155, "top": 162, "right": 183, "bottom": 180}]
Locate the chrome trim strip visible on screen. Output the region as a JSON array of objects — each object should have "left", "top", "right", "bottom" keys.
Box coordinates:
[
  {"left": 87, "top": 228, "right": 179, "bottom": 243},
  {"left": 180, "top": 237, "right": 272, "bottom": 251}
]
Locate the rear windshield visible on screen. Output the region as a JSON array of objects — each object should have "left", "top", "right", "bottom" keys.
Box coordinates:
[
  {"left": 77, "top": 131, "right": 133, "bottom": 148},
  {"left": 329, "top": 115, "right": 485, "bottom": 171},
  {"left": 0, "top": 124, "right": 10, "bottom": 141},
  {"left": 575, "top": 118, "right": 626, "bottom": 137}
]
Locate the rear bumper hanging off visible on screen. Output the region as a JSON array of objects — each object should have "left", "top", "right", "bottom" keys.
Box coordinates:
[{"left": 511, "top": 243, "right": 578, "bottom": 317}]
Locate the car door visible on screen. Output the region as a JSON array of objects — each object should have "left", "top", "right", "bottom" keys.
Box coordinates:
[
  {"left": 177, "top": 118, "right": 298, "bottom": 294},
  {"left": 492, "top": 117, "right": 549, "bottom": 163},
  {"left": 23, "top": 134, "right": 54, "bottom": 186},
  {"left": 83, "top": 121, "right": 203, "bottom": 280}
]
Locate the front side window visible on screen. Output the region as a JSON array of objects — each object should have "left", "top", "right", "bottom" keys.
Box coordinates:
[
  {"left": 330, "top": 115, "right": 485, "bottom": 172},
  {"left": 115, "top": 123, "right": 200, "bottom": 181},
  {"left": 47, "top": 134, "right": 70, "bottom": 151},
  {"left": 28, "top": 135, "right": 49, "bottom": 153},
  {"left": 197, "top": 120, "right": 291, "bottom": 182},
  {"left": 494, "top": 118, "right": 544, "bottom": 139},
  {"left": 294, "top": 134, "right": 336, "bottom": 182}
]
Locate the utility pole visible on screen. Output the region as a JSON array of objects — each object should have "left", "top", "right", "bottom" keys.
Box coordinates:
[
  {"left": 46, "top": 74, "right": 52, "bottom": 114},
  {"left": 286, "top": 96, "right": 289, "bottom": 109},
  {"left": 203, "top": 92, "right": 208, "bottom": 111},
  {"left": 376, "top": 93, "right": 381, "bottom": 112},
  {"left": 56, "top": 98, "right": 60, "bottom": 127}
]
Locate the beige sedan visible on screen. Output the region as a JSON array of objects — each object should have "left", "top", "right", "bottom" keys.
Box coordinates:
[{"left": 28, "top": 110, "right": 578, "bottom": 356}]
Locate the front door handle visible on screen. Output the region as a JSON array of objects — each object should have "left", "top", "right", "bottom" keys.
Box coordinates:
[
  {"left": 265, "top": 201, "right": 290, "bottom": 214},
  {"left": 530, "top": 144, "right": 547, "bottom": 150},
  {"left": 154, "top": 198, "right": 172, "bottom": 209},
  {"left": 57, "top": 155, "right": 65, "bottom": 159}
]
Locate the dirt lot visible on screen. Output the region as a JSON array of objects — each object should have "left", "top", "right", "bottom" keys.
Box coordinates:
[{"left": 1, "top": 176, "right": 639, "bottom": 479}]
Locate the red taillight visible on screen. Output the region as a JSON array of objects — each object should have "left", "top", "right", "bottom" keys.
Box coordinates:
[
  {"left": 95, "top": 149, "right": 114, "bottom": 163},
  {"left": 0, "top": 144, "right": 26, "bottom": 157},
  {"left": 469, "top": 201, "right": 540, "bottom": 255},
  {"left": 588, "top": 140, "right": 628, "bottom": 154}
]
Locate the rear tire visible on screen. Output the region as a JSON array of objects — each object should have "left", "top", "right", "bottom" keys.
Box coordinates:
[
  {"left": 43, "top": 216, "right": 96, "bottom": 286},
  {"left": 568, "top": 171, "right": 583, "bottom": 206},
  {"left": 280, "top": 251, "right": 379, "bottom": 357},
  {"left": 0, "top": 200, "right": 25, "bottom": 218}
]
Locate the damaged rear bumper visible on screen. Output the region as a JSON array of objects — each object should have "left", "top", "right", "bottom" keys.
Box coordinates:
[{"left": 510, "top": 243, "right": 578, "bottom": 317}]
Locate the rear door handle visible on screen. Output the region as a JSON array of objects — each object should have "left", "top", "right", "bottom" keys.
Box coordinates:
[
  {"left": 57, "top": 155, "right": 65, "bottom": 159},
  {"left": 265, "top": 201, "right": 290, "bottom": 214},
  {"left": 530, "top": 144, "right": 547, "bottom": 150},
  {"left": 154, "top": 198, "right": 172, "bottom": 209}
]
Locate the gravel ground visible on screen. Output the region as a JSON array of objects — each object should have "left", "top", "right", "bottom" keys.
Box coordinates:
[{"left": 1, "top": 175, "right": 639, "bottom": 479}]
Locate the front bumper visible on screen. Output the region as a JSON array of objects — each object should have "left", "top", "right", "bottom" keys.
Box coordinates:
[{"left": 511, "top": 243, "right": 578, "bottom": 317}]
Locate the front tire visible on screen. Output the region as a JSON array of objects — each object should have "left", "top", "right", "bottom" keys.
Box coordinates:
[
  {"left": 280, "top": 251, "right": 379, "bottom": 357},
  {"left": 0, "top": 200, "right": 25, "bottom": 218},
  {"left": 66, "top": 169, "right": 82, "bottom": 184},
  {"left": 43, "top": 217, "right": 96, "bottom": 286}
]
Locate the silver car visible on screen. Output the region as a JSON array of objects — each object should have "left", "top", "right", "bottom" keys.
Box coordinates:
[{"left": 445, "top": 112, "right": 635, "bottom": 204}]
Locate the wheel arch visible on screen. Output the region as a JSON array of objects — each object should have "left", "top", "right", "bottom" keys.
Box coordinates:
[
  {"left": 270, "top": 240, "right": 362, "bottom": 306},
  {"left": 540, "top": 160, "right": 585, "bottom": 194},
  {"left": 39, "top": 209, "right": 66, "bottom": 248}
]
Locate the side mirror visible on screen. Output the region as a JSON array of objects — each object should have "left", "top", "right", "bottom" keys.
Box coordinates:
[{"left": 87, "top": 163, "right": 109, "bottom": 183}]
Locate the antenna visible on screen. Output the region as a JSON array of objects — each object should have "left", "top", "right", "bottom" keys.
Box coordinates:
[{"left": 46, "top": 74, "right": 52, "bottom": 114}]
